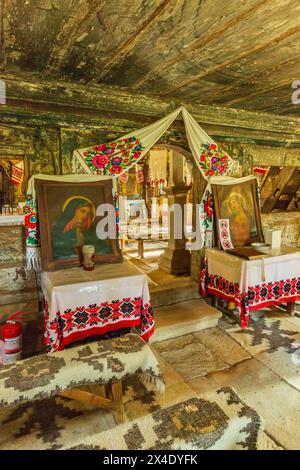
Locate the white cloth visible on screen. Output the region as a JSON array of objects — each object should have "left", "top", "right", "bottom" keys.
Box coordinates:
[
  {"left": 182, "top": 108, "right": 237, "bottom": 176},
  {"left": 72, "top": 107, "right": 237, "bottom": 181},
  {"left": 73, "top": 107, "right": 183, "bottom": 176},
  {"left": 206, "top": 248, "right": 300, "bottom": 295},
  {"left": 205, "top": 247, "right": 300, "bottom": 327},
  {"left": 41, "top": 261, "right": 154, "bottom": 352},
  {"left": 27, "top": 173, "right": 116, "bottom": 198}
]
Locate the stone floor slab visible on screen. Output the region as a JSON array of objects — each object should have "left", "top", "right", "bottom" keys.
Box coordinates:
[
  {"left": 256, "top": 348, "right": 300, "bottom": 391},
  {"left": 153, "top": 334, "right": 230, "bottom": 381},
  {"left": 151, "top": 299, "right": 221, "bottom": 343},
  {"left": 194, "top": 327, "right": 251, "bottom": 366},
  {"left": 209, "top": 358, "right": 300, "bottom": 450}
]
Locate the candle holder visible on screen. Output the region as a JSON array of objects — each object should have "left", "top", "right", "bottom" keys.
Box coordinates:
[{"left": 82, "top": 245, "right": 96, "bottom": 271}]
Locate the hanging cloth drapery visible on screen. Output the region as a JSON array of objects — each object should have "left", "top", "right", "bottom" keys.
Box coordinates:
[
  {"left": 72, "top": 106, "right": 236, "bottom": 180},
  {"left": 11, "top": 161, "right": 24, "bottom": 187},
  {"left": 71, "top": 106, "right": 238, "bottom": 252},
  {"left": 72, "top": 107, "right": 184, "bottom": 176},
  {"left": 182, "top": 108, "right": 236, "bottom": 177}
]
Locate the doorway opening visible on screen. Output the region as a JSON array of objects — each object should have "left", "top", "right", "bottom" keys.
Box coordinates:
[
  {"left": 118, "top": 144, "right": 194, "bottom": 285},
  {"left": 0, "top": 156, "right": 27, "bottom": 215}
]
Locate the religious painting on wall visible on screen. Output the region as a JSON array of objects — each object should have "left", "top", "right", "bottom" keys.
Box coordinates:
[
  {"left": 35, "top": 179, "right": 121, "bottom": 270},
  {"left": 211, "top": 179, "right": 264, "bottom": 248}
]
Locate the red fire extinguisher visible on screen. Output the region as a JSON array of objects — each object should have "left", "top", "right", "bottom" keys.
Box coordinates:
[{"left": 0, "top": 311, "right": 23, "bottom": 365}]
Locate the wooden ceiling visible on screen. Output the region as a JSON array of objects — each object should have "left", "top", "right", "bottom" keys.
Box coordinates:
[{"left": 1, "top": 0, "right": 300, "bottom": 116}]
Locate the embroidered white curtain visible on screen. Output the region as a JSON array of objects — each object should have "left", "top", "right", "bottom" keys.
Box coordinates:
[{"left": 72, "top": 106, "right": 237, "bottom": 180}]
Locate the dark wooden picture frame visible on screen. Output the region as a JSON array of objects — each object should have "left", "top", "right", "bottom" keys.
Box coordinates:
[
  {"left": 211, "top": 178, "right": 264, "bottom": 248},
  {"left": 35, "top": 178, "right": 122, "bottom": 271}
]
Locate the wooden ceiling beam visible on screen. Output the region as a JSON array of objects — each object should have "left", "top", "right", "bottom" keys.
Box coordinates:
[
  {"left": 221, "top": 80, "right": 294, "bottom": 106},
  {"left": 2, "top": 73, "right": 300, "bottom": 136},
  {"left": 45, "top": 0, "right": 106, "bottom": 75},
  {"left": 227, "top": 84, "right": 299, "bottom": 114},
  {"left": 191, "top": 54, "right": 300, "bottom": 104},
  {"left": 132, "top": 0, "right": 271, "bottom": 91},
  {"left": 265, "top": 103, "right": 300, "bottom": 115},
  {"left": 162, "top": 24, "right": 300, "bottom": 97},
  {"left": 90, "top": 0, "right": 174, "bottom": 83}
]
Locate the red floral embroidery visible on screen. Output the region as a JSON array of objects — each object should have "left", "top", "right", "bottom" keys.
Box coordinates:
[
  {"left": 82, "top": 136, "right": 145, "bottom": 175},
  {"left": 91, "top": 154, "right": 109, "bottom": 169},
  {"left": 199, "top": 143, "right": 229, "bottom": 177}
]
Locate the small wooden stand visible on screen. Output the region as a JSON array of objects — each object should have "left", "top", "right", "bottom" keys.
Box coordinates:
[
  {"left": 61, "top": 381, "right": 124, "bottom": 424},
  {"left": 286, "top": 301, "right": 297, "bottom": 317}
]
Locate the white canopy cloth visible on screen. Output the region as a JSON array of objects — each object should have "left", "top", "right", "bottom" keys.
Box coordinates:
[
  {"left": 41, "top": 261, "right": 154, "bottom": 353},
  {"left": 72, "top": 106, "right": 237, "bottom": 180}
]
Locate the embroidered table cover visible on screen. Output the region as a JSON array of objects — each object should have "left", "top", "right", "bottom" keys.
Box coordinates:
[
  {"left": 41, "top": 261, "right": 154, "bottom": 353},
  {"left": 202, "top": 247, "right": 300, "bottom": 327}
]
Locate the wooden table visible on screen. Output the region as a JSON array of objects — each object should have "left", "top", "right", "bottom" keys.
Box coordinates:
[
  {"left": 41, "top": 261, "right": 154, "bottom": 352},
  {"left": 119, "top": 220, "right": 168, "bottom": 258},
  {"left": 203, "top": 246, "right": 300, "bottom": 327}
]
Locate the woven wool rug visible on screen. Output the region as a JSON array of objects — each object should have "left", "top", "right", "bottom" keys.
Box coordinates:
[
  {"left": 0, "top": 384, "right": 264, "bottom": 450},
  {"left": 224, "top": 311, "right": 300, "bottom": 355},
  {"left": 0, "top": 334, "right": 164, "bottom": 408}
]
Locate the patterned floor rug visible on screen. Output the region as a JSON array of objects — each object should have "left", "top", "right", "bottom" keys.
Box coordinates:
[
  {"left": 221, "top": 310, "right": 300, "bottom": 393},
  {"left": 0, "top": 383, "right": 264, "bottom": 450},
  {"left": 224, "top": 311, "right": 300, "bottom": 355}
]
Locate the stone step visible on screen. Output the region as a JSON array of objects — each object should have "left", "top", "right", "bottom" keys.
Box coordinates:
[
  {"left": 150, "top": 279, "right": 200, "bottom": 308},
  {"left": 150, "top": 299, "right": 222, "bottom": 343}
]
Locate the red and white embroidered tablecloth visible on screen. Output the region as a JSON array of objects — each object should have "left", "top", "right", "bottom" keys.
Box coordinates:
[
  {"left": 41, "top": 261, "right": 154, "bottom": 353},
  {"left": 202, "top": 247, "right": 300, "bottom": 328}
]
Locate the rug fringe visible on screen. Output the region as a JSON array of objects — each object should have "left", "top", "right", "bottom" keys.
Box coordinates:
[{"left": 138, "top": 372, "right": 165, "bottom": 394}]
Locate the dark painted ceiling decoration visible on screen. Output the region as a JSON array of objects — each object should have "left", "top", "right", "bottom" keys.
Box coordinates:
[{"left": 1, "top": 0, "right": 300, "bottom": 116}]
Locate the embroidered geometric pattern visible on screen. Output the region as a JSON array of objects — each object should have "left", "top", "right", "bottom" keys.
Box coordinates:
[
  {"left": 44, "top": 297, "right": 154, "bottom": 353},
  {"left": 0, "top": 386, "right": 262, "bottom": 450},
  {"left": 206, "top": 274, "right": 300, "bottom": 328},
  {"left": 0, "top": 334, "right": 164, "bottom": 409},
  {"left": 247, "top": 278, "right": 300, "bottom": 308},
  {"left": 207, "top": 274, "right": 241, "bottom": 298},
  {"left": 235, "top": 317, "right": 299, "bottom": 354}
]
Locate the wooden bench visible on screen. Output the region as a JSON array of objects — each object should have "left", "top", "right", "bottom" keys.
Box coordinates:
[{"left": 0, "top": 334, "right": 164, "bottom": 424}]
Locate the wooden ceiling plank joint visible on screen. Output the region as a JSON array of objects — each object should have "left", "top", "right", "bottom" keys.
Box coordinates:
[
  {"left": 90, "top": 0, "right": 174, "bottom": 83},
  {"left": 191, "top": 53, "right": 300, "bottom": 104},
  {"left": 132, "top": 0, "right": 272, "bottom": 90},
  {"left": 162, "top": 24, "right": 300, "bottom": 97},
  {"left": 46, "top": 0, "right": 106, "bottom": 75}
]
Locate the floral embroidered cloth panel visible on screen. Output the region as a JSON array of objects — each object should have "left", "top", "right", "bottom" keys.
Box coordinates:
[
  {"left": 203, "top": 247, "right": 300, "bottom": 327},
  {"left": 41, "top": 261, "right": 154, "bottom": 353}
]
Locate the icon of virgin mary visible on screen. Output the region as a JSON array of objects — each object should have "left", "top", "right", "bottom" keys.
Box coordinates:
[{"left": 51, "top": 196, "right": 96, "bottom": 259}]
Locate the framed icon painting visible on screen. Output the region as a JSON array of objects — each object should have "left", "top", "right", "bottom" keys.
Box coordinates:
[
  {"left": 211, "top": 178, "right": 264, "bottom": 248},
  {"left": 35, "top": 178, "right": 122, "bottom": 270}
]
